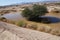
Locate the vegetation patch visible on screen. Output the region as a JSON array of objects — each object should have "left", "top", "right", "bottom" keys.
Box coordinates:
[
  {"left": 21, "top": 4, "right": 51, "bottom": 24},
  {"left": 16, "top": 21, "right": 27, "bottom": 28}
]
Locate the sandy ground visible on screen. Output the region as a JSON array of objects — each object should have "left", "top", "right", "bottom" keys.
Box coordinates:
[{"left": 0, "top": 21, "right": 60, "bottom": 40}]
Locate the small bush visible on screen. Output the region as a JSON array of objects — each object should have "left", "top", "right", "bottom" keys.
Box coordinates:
[{"left": 17, "top": 21, "right": 27, "bottom": 28}]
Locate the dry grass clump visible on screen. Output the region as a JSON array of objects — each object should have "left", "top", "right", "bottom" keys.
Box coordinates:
[
  {"left": 37, "top": 26, "right": 51, "bottom": 33},
  {"left": 50, "top": 27, "right": 60, "bottom": 36},
  {"left": 15, "top": 20, "right": 38, "bottom": 30},
  {"left": 23, "top": 20, "right": 60, "bottom": 36},
  {"left": 37, "top": 25, "right": 60, "bottom": 36},
  {"left": 1, "top": 19, "right": 60, "bottom": 36},
  {"left": 26, "top": 24, "right": 37, "bottom": 30}
]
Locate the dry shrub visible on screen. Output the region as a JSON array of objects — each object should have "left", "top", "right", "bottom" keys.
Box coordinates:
[
  {"left": 27, "top": 24, "right": 37, "bottom": 30},
  {"left": 50, "top": 29, "right": 60, "bottom": 36},
  {"left": 37, "top": 26, "right": 51, "bottom": 33}
]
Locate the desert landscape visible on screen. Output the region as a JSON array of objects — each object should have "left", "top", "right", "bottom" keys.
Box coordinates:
[{"left": 0, "top": 1, "right": 60, "bottom": 40}]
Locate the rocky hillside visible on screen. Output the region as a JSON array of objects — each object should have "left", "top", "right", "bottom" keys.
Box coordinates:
[{"left": 0, "top": 21, "right": 60, "bottom": 40}]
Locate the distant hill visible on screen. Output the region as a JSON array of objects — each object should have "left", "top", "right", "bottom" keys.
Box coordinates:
[{"left": 0, "top": 1, "right": 60, "bottom": 8}]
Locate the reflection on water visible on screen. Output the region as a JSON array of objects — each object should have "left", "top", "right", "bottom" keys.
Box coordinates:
[
  {"left": 41, "top": 16, "right": 60, "bottom": 23},
  {"left": 2, "top": 13, "right": 24, "bottom": 21}
]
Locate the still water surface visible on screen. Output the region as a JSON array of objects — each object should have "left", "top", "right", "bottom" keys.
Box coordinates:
[
  {"left": 2, "top": 13, "right": 60, "bottom": 23},
  {"left": 2, "top": 12, "right": 24, "bottom": 21}
]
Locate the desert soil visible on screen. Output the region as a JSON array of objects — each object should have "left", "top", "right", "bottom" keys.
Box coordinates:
[{"left": 0, "top": 21, "right": 60, "bottom": 40}]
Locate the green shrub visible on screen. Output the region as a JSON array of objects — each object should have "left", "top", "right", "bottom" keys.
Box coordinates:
[
  {"left": 22, "top": 4, "right": 48, "bottom": 19},
  {"left": 17, "top": 21, "right": 27, "bottom": 27},
  {"left": 22, "top": 7, "right": 32, "bottom": 19}
]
